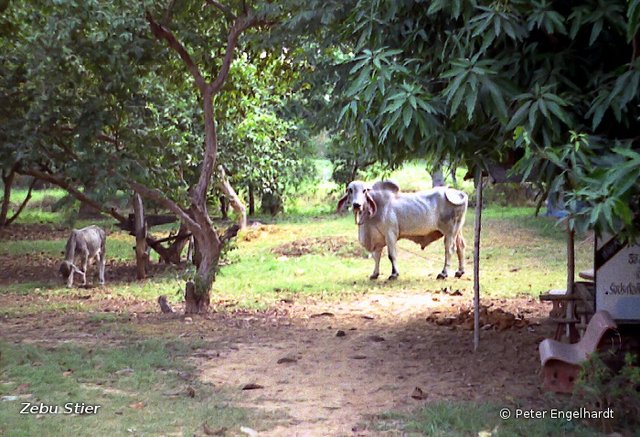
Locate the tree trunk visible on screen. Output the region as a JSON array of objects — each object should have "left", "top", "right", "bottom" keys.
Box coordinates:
[
  {"left": 144, "top": 9, "right": 260, "bottom": 315},
  {"left": 219, "top": 195, "right": 228, "bottom": 219},
  {"left": 1, "top": 168, "right": 36, "bottom": 227},
  {"left": 1, "top": 167, "right": 16, "bottom": 227},
  {"left": 261, "top": 191, "right": 283, "bottom": 215},
  {"left": 431, "top": 162, "right": 445, "bottom": 187},
  {"left": 184, "top": 223, "right": 221, "bottom": 314},
  {"left": 185, "top": 280, "right": 209, "bottom": 314},
  {"left": 165, "top": 222, "right": 190, "bottom": 263},
  {"left": 248, "top": 183, "right": 255, "bottom": 216},
  {"left": 133, "top": 193, "right": 148, "bottom": 280}
]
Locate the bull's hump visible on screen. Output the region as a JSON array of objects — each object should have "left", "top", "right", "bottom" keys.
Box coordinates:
[{"left": 444, "top": 189, "right": 467, "bottom": 206}]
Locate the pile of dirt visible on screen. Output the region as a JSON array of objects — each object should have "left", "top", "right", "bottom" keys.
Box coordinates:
[
  {"left": 426, "top": 304, "right": 529, "bottom": 331},
  {"left": 240, "top": 224, "right": 282, "bottom": 242},
  {"left": 271, "top": 236, "right": 366, "bottom": 258}
]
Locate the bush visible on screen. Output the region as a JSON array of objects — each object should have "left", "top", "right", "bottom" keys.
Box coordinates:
[{"left": 573, "top": 352, "right": 640, "bottom": 433}]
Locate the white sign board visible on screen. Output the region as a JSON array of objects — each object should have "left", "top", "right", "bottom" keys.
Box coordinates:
[{"left": 595, "top": 235, "right": 640, "bottom": 322}]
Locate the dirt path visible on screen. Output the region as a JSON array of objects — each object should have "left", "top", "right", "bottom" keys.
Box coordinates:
[
  {"left": 197, "top": 291, "right": 550, "bottom": 436},
  {"left": 0, "top": 289, "right": 553, "bottom": 436}
]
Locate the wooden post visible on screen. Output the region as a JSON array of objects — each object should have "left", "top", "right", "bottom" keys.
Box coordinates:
[
  {"left": 566, "top": 217, "right": 575, "bottom": 339},
  {"left": 473, "top": 167, "right": 483, "bottom": 352},
  {"left": 133, "top": 193, "right": 148, "bottom": 280}
]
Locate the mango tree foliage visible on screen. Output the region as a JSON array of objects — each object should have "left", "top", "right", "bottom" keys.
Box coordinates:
[{"left": 285, "top": 0, "right": 640, "bottom": 238}]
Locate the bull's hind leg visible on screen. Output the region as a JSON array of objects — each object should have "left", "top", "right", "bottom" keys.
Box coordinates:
[
  {"left": 98, "top": 251, "right": 106, "bottom": 285},
  {"left": 454, "top": 233, "right": 466, "bottom": 278},
  {"left": 369, "top": 247, "right": 382, "bottom": 280},
  {"left": 437, "top": 234, "right": 455, "bottom": 280},
  {"left": 98, "top": 235, "right": 106, "bottom": 285}
]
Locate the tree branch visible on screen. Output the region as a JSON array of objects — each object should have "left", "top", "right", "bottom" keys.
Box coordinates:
[
  {"left": 145, "top": 10, "right": 207, "bottom": 91},
  {"left": 18, "top": 168, "right": 128, "bottom": 223},
  {"left": 205, "top": 0, "right": 237, "bottom": 21},
  {"left": 129, "top": 181, "right": 203, "bottom": 238},
  {"left": 161, "top": 0, "right": 178, "bottom": 26},
  {"left": 210, "top": 13, "right": 262, "bottom": 93},
  {"left": 6, "top": 177, "right": 37, "bottom": 226}
]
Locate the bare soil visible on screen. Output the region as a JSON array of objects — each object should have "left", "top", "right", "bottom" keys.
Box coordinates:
[
  {"left": 0, "top": 287, "right": 554, "bottom": 436},
  {"left": 0, "top": 252, "right": 175, "bottom": 286},
  {"left": 0, "top": 223, "right": 557, "bottom": 436},
  {"left": 0, "top": 223, "right": 71, "bottom": 241}
]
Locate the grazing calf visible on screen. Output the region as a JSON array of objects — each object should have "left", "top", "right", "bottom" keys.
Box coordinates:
[
  {"left": 337, "top": 180, "right": 467, "bottom": 281},
  {"left": 59, "top": 225, "right": 106, "bottom": 287}
]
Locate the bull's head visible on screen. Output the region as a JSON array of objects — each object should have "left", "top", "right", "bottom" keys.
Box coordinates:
[{"left": 336, "top": 181, "right": 377, "bottom": 225}]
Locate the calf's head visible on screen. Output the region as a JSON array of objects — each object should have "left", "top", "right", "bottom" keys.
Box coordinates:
[
  {"left": 336, "top": 181, "right": 377, "bottom": 224},
  {"left": 59, "top": 260, "right": 82, "bottom": 286}
]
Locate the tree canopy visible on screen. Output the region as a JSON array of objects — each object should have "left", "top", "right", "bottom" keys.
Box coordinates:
[{"left": 283, "top": 0, "right": 640, "bottom": 238}]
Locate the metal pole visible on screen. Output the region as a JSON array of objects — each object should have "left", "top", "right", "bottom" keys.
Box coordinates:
[{"left": 474, "top": 167, "right": 483, "bottom": 351}]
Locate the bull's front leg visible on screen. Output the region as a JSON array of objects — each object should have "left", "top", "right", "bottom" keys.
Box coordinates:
[
  {"left": 437, "top": 235, "right": 455, "bottom": 280},
  {"left": 386, "top": 234, "right": 399, "bottom": 281},
  {"left": 66, "top": 266, "right": 74, "bottom": 288},
  {"left": 81, "top": 255, "right": 89, "bottom": 285},
  {"left": 369, "top": 247, "right": 382, "bottom": 280}
]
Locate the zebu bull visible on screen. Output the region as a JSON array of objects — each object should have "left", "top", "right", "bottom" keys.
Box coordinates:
[
  {"left": 337, "top": 180, "right": 467, "bottom": 281},
  {"left": 59, "top": 225, "right": 106, "bottom": 287}
]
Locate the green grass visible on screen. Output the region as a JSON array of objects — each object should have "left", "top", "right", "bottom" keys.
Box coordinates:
[
  {"left": 0, "top": 205, "right": 591, "bottom": 311},
  {"left": 0, "top": 339, "right": 257, "bottom": 437},
  {"left": 371, "top": 401, "right": 599, "bottom": 436},
  {"left": 3, "top": 187, "right": 67, "bottom": 225},
  {"left": 211, "top": 205, "right": 591, "bottom": 308}
]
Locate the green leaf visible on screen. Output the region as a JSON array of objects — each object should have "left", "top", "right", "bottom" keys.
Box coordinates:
[
  {"left": 464, "top": 88, "right": 478, "bottom": 120},
  {"left": 506, "top": 101, "right": 532, "bottom": 130},
  {"left": 402, "top": 104, "right": 413, "bottom": 127},
  {"left": 589, "top": 19, "right": 603, "bottom": 45}
]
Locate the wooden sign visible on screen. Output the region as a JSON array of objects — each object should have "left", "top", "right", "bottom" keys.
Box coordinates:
[{"left": 595, "top": 235, "right": 640, "bottom": 322}]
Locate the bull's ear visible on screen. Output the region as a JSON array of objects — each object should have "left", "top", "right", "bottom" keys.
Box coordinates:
[
  {"left": 372, "top": 180, "right": 400, "bottom": 193},
  {"left": 365, "top": 191, "right": 377, "bottom": 218},
  {"left": 336, "top": 192, "right": 349, "bottom": 212}
]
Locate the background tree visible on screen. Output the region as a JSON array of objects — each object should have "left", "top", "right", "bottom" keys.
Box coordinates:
[
  {"left": 0, "top": 0, "right": 287, "bottom": 312},
  {"left": 216, "top": 52, "right": 315, "bottom": 216}
]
